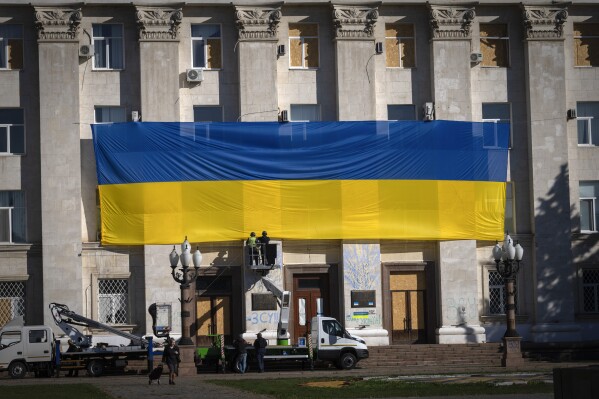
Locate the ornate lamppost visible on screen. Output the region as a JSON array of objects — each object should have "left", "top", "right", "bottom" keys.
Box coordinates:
[
  {"left": 492, "top": 233, "right": 524, "bottom": 367},
  {"left": 169, "top": 236, "right": 202, "bottom": 346}
]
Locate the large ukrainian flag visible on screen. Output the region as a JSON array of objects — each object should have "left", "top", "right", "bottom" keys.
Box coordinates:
[{"left": 92, "top": 121, "right": 509, "bottom": 245}]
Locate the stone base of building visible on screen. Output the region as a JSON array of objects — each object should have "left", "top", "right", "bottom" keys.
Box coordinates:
[
  {"left": 530, "top": 323, "right": 581, "bottom": 343},
  {"left": 346, "top": 328, "right": 389, "bottom": 346},
  {"left": 436, "top": 325, "right": 486, "bottom": 344}
]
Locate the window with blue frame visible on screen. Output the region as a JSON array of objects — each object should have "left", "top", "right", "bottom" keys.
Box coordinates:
[{"left": 92, "top": 24, "right": 124, "bottom": 70}]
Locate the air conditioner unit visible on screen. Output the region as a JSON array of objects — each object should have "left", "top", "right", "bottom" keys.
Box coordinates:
[
  {"left": 470, "top": 52, "right": 483, "bottom": 63},
  {"left": 186, "top": 68, "right": 203, "bottom": 83},
  {"left": 567, "top": 109, "right": 577, "bottom": 120},
  {"left": 375, "top": 42, "right": 383, "bottom": 54},
  {"left": 79, "top": 44, "right": 94, "bottom": 57},
  {"left": 277, "top": 44, "right": 286, "bottom": 56}
]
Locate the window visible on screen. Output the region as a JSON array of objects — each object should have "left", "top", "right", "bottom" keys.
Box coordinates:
[
  {"left": 577, "top": 102, "right": 599, "bottom": 146},
  {"left": 191, "top": 25, "right": 221, "bottom": 69},
  {"left": 289, "top": 23, "right": 319, "bottom": 69},
  {"left": 488, "top": 271, "right": 517, "bottom": 315},
  {"left": 385, "top": 24, "right": 415, "bottom": 68},
  {"left": 0, "top": 108, "right": 25, "bottom": 155},
  {"left": 98, "top": 279, "right": 128, "bottom": 324},
  {"left": 94, "top": 107, "right": 126, "bottom": 123},
  {"left": 92, "top": 24, "right": 124, "bottom": 70},
  {"left": 580, "top": 181, "right": 599, "bottom": 232},
  {"left": 482, "top": 103, "right": 511, "bottom": 148},
  {"left": 480, "top": 24, "right": 509, "bottom": 67},
  {"left": 194, "top": 106, "right": 223, "bottom": 122},
  {"left": 0, "top": 281, "right": 25, "bottom": 327},
  {"left": 583, "top": 269, "right": 599, "bottom": 313},
  {"left": 388, "top": 105, "right": 416, "bottom": 120},
  {"left": 0, "top": 191, "right": 26, "bottom": 243},
  {"left": 290, "top": 104, "right": 320, "bottom": 121},
  {"left": 0, "top": 330, "right": 20, "bottom": 347},
  {"left": 28, "top": 329, "right": 47, "bottom": 343},
  {"left": 0, "top": 24, "right": 23, "bottom": 70},
  {"left": 574, "top": 23, "right": 599, "bottom": 67},
  {"left": 505, "top": 182, "right": 515, "bottom": 234}
]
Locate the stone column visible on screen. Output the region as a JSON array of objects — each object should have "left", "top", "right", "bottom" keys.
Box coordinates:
[
  {"left": 521, "top": 5, "right": 580, "bottom": 343},
  {"left": 428, "top": 5, "right": 485, "bottom": 343},
  {"left": 332, "top": 5, "right": 378, "bottom": 121},
  {"left": 34, "top": 7, "right": 84, "bottom": 327},
  {"left": 235, "top": 6, "right": 281, "bottom": 121},
  {"left": 135, "top": 6, "right": 182, "bottom": 121}
]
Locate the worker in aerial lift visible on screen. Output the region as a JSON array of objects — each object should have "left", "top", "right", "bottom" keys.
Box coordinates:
[
  {"left": 257, "top": 231, "right": 270, "bottom": 265},
  {"left": 246, "top": 232, "right": 259, "bottom": 265}
]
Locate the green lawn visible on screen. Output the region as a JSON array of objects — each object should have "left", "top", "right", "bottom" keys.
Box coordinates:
[
  {"left": 210, "top": 377, "right": 553, "bottom": 398},
  {"left": 1, "top": 384, "right": 112, "bottom": 399}
]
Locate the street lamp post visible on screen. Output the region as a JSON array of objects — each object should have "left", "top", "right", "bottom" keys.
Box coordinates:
[
  {"left": 169, "top": 236, "right": 202, "bottom": 346},
  {"left": 492, "top": 233, "right": 524, "bottom": 367}
]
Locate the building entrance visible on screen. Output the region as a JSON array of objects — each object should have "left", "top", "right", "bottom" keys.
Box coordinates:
[
  {"left": 292, "top": 274, "right": 329, "bottom": 344},
  {"left": 196, "top": 276, "right": 232, "bottom": 345},
  {"left": 390, "top": 271, "right": 427, "bottom": 344}
]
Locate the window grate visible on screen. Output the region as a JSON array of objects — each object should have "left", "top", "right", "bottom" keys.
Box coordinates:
[
  {"left": 582, "top": 269, "right": 599, "bottom": 313},
  {"left": 98, "top": 279, "right": 128, "bottom": 324},
  {"left": 0, "top": 281, "right": 25, "bottom": 327},
  {"left": 488, "top": 271, "right": 518, "bottom": 315}
]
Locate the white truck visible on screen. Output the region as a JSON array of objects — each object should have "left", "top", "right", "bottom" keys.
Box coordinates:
[{"left": 0, "top": 303, "right": 157, "bottom": 379}]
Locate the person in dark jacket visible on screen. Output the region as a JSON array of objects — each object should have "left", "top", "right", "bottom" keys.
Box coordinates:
[
  {"left": 162, "top": 338, "right": 181, "bottom": 385},
  {"left": 253, "top": 332, "right": 267, "bottom": 372},
  {"left": 233, "top": 334, "right": 248, "bottom": 374}
]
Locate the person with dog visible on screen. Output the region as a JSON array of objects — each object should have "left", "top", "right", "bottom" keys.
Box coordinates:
[
  {"left": 253, "top": 332, "right": 267, "bottom": 373},
  {"left": 162, "top": 338, "right": 181, "bottom": 385},
  {"left": 233, "top": 334, "right": 248, "bottom": 374}
]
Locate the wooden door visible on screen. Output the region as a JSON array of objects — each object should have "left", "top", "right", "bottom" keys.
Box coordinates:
[
  {"left": 293, "top": 274, "right": 329, "bottom": 344},
  {"left": 196, "top": 296, "right": 231, "bottom": 346},
  {"left": 390, "top": 272, "right": 427, "bottom": 344}
]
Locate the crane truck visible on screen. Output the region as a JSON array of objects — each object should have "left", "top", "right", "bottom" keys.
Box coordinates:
[{"left": 0, "top": 303, "right": 159, "bottom": 379}]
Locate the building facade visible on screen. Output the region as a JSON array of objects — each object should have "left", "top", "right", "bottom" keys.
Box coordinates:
[{"left": 0, "top": 0, "right": 598, "bottom": 347}]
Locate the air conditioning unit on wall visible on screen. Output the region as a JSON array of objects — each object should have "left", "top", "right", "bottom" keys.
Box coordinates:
[
  {"left": 470, "top": 52, "right": 483, "bottom": 63},
  {"left": 186, "top": 68, "right": 203, "bottom": 83},
  {"left": 79, "top": 44, "right": 94, "bottom": 57}
]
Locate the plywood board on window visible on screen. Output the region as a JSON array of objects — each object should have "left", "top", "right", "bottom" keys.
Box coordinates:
[
  {"left": 392, "top": 292, "right": 406, "bottom": 330},
  {"left": 290, "top": 38, "right": 302, "bottom": 67},
  {"left": 289, "top": 23, "right": 317, "bottom": 37},
  {"left": 385, "top": 38, "right": 399, "bottom": 67},
  {"left": 401, "top": 39, "right": 415, "bottom": 68},
  {"left": 390, "top": 271, "right": 426, "bottom": 290},
  {"left": 196, "top": 297, "right": 211, "bottom": 335},
  {"left": 481, "top": 38, "right": 508, "bottom": 67},
  {"left": 215, "top": 297, "right": 230, "bottom": 335},
  {"left": 206, "top": 38, "right": 221, "bottom": 69},
  {"left": 575, "top": 38, "right": 599, "bottom": 67},
  {"left": 386, "top": 24, "right": 413, "bottom": 38},
  {"left": 410, "top": 291, "right": 425, "bottom": 329},
  {"left": 304, "top": 38, "right": 319, "bottom": 68},
  {"left": 480, "top": 24, "right": 507, "bottom": 38}
]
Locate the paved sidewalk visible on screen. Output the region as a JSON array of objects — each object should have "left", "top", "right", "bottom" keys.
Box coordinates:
[{"left": 1, "top": 360, "right": 595, "bottom": 399}]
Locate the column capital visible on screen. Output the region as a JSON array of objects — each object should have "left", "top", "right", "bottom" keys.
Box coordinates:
[
  {"left": 331, "top": 5, "right": 378, "bottom": 40},
  {"left": 135, "top": 6, "right": 183, "bottom": 41},
  {"left": 234, "top": 6, "right": 281, "bottom": 41},
  {"left": 521, "top": 5, "right": 568, "bottom": 41},
  {"left": 33, "top": 7, "right": 81, "bottom": 42},
  {"left": 428, "top": 5, "right": 475, "bottom": 40}
]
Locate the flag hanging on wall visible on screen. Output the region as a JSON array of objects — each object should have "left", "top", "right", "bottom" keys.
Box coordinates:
[{"left": 92, "top": 121, "right": 509, "bottom": 245}]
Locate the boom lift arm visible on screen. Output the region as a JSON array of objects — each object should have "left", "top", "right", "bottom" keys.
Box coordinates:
[
  {"left": 49, "top": 303, "right": 148, "bottom": 348},
  {"left": 259, "top": 277, "right": 290, "bottom": 343}
]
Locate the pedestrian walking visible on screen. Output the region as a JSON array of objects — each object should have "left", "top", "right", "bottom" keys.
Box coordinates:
[
  {"left": 253, "top": 332, "right": 267, "bottom": 373},
  {"left": 162, "top": 338, "right": 181, "bottom": 385},
  {"left": 233, "top": 334, "right": 248, "bottom": 374}
]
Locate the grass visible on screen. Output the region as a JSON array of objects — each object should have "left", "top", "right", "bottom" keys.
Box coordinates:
[
  {"left": 0, "top": 384, "right": 112, "bottom": 399},
  {"left": 209, "top": 377, "right": 553, "bottom": 398}
]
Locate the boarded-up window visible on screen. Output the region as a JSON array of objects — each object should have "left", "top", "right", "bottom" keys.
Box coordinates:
[
  {"left": 574, "top": 23, "right": 599, "bottom": 67},
  {"left": 192, "top": 24, "right": 222, "bottom": 69},
  {"left": 0, "top": 25, "right": 23, "bottom": 70},
  {"left": 289, "top": 23, "right": 319, "bottom": 68},
  {"left": 385, "top": 24, "right": 415, "bottom": 68},
  {"left": 480, "top": 24, "right": 509, "bottom": 67}
]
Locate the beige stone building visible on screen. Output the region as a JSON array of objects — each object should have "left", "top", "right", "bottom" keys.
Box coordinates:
[{"left": 0, "top": 0, "right": 598, "bottom": 349}]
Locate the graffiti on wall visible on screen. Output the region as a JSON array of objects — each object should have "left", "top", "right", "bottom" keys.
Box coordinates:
[{"left": 246, "top": 311, "right": 280, "bottom": 326}]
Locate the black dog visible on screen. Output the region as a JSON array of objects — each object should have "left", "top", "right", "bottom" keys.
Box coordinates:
[{"left": 148, "top": 363, "right": 163, "bottom": 385}]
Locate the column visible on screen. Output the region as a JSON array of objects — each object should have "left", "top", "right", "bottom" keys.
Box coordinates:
[
  {"left": 522, "top": 5, "right": 580, "bottom": 342},
  {"left": 235, "top": 6, "right": 281, "bottom": 121},
  {"left": 34, "top": 7, "right": 84, "bottom": 326},
  {"left": 332, "top": 5, "right": 378, "bottom": 121},
  {"left": 428, "top": 5, "right": 485, "bottom": 343}
]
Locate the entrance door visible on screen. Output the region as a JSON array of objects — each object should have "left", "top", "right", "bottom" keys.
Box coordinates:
[
  {"left": 390, "top": 272, "right": 427, "bottom": 344},
  {"left": 293, "top": 274, "right": 329, "bottom": 344},
  {"left": 196, "top": 296, "right": 231, "bottom": 346}
]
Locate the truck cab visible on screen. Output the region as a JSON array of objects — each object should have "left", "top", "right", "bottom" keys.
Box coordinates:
[
  {"left": 311, "top": 315, "right": 369, "bottom": 369},
  {"left": 0, "top": 320, "right": 54, "bottom": 378}
]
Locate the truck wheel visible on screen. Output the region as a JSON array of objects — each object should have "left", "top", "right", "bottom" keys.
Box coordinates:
[
  {"left": 338, "top": 352, "right": 357, "bottom": 370},
  {"left": 9, "top": 361, "right": 27, "bottom": 379},
  {"left": 87, "top": 360, "right": 104, "bottom": 377}
]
